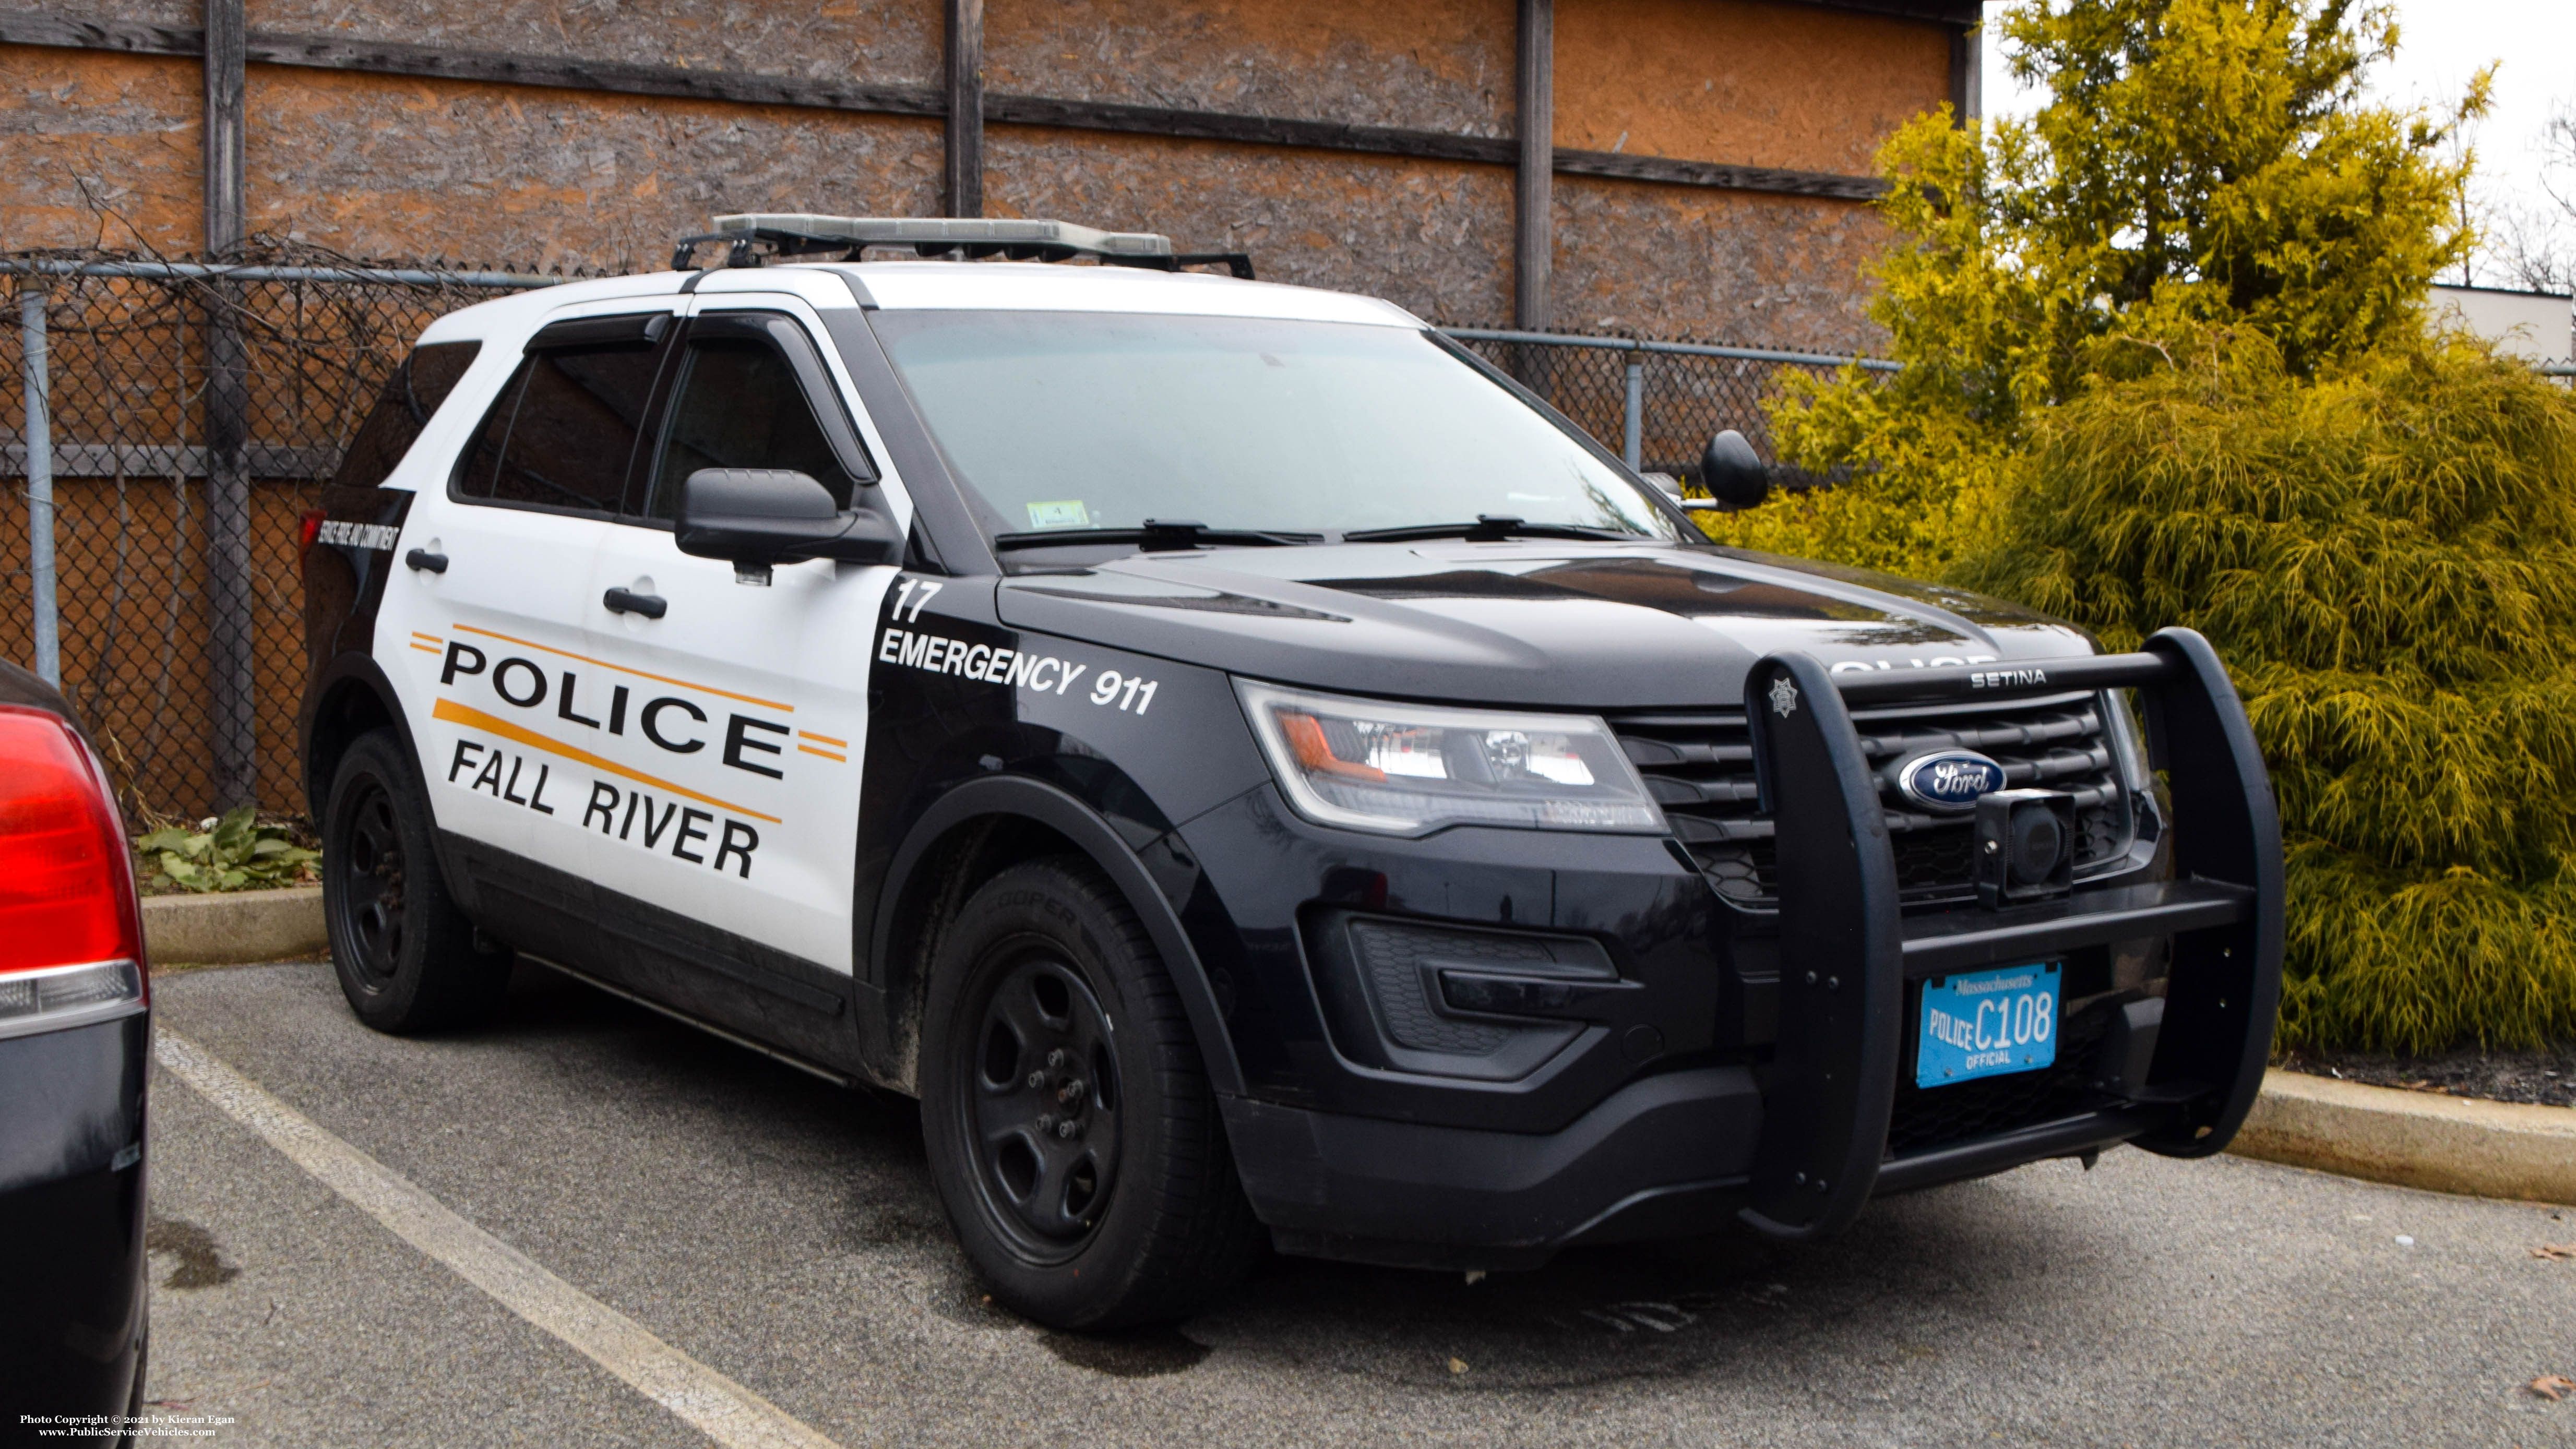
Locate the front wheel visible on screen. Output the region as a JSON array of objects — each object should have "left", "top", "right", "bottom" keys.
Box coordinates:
[
  {"left": 919, "top": 857, "right": 1261, "bottom": 1329},
  {"left": 321, "top": 729, "right": 510, "bottom": 1033}
]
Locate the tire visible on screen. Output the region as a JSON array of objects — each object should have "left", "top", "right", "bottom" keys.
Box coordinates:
[
  {"left": 321, "top": 729, "right": 510, "bottom": 1033},
  {"left": 919, "top": 856, "right": 1262, "bottom": 1330}
]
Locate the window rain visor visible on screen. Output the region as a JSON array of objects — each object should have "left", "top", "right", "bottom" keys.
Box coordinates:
[
  {"left": 866, "top": 310, "right": 1681, "bottom": 542},
  {"left": 1235, "top": 680, "right": 1666, "bottom": 836}
]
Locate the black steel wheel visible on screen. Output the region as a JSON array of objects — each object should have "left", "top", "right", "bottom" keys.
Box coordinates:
[
  {"left": 920, "top": 856, "right": 1261, "bottom": 1330},
  {"left": 321, "top": 729, "right": 510, "bottom": 1033},
  {"left": 335, "top": 776, "right": 408, "bottom": 988},
  {"left": 965, "top": 954, "right": 1125, "bottom": 1260}
]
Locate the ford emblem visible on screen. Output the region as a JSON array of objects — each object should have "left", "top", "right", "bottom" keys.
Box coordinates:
[{"left": 1892, "top": 750, "right": 2006, "bottom": 812}]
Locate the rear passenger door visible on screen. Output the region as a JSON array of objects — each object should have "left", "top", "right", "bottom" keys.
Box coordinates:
[
  {"left": 385, "top": 304, "right": 676, "bottom": 955},
  {"left": 580, "top": 294, "right": 902, "bottom": 999}
]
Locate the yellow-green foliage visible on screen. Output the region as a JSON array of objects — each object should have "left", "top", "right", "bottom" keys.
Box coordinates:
[
  {"left": 1709, "top": 0, "right": 2483, "bottom": 581},
  {"left": 1959, "top": 334, "right": 2576, "bottom": 1053},
  {"left": 1706, "top": 0, "right": 2576, "bottom": 1052}
]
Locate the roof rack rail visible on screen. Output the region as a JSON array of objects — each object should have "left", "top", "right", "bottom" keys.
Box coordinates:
[{"left": 673, "top": 215, "right": 1254, "bottom": 279}]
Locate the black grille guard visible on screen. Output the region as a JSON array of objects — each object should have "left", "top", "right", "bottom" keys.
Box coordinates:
[{"left": 1736, "top": 627, "right": 2284, "bottom": 1241}]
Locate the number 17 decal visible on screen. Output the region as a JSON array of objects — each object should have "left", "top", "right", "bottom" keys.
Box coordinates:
[{"left": 888, "top": 577, "right": 944, "bottom": 623}]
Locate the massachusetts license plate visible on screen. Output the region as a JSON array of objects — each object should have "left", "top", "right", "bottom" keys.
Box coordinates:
[{"left": 1916, "top": 962, "right": 2061, "bottom": 1089}]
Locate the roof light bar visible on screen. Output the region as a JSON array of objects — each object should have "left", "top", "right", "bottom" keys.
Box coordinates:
[
  {"left": 674, "top": 214, "right": 1254, "bottom": 278},
  {"left": 713, "top": 214, "right": 1176, "bottom": 261}
]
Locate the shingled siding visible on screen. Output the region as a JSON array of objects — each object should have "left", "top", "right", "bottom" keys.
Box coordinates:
[{"left": 0, "top": 0, "right": 1959, "bottom": 339}]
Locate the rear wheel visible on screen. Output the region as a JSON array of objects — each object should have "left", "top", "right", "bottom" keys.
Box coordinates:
[
  {"left": 919, "top": 857, "right": 1261, "bottom": 1329},
  {"left": 322, "top": 729, "right": 509, "bottom": 1032}
]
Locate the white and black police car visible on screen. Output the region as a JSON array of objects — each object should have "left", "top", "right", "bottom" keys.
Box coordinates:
[{"left": 297, "top": 215, "right": 2283, "bottom": 1330}]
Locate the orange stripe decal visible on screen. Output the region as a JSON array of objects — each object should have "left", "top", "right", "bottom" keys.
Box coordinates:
[
  {"left": 411, "top": 643, "right": 442, "bottom": 654},
  {"left": 795, "top": 730, "right": 846, "bottom": 747},
  {"left": 431, "top": 698, "right": 783, "bottom": 824},
  {"left": 796, "top": 745, "right": 846, "bottom": 761},
  {"left": 449, "top": 624, "right": 793, "bottom": 713},
  {"left": 411, "top": 631, "right": 443, "bottom": 644}
]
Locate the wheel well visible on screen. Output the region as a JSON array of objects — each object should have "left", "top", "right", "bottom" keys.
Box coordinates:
[
  {"left": 879, "top": 812, "right": 1091, "bottom": 1093},
  {"left": 306, "top": 678, "right": 399, "bottom": 817}
]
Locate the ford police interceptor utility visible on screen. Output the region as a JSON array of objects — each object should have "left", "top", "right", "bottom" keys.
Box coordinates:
[{"left": 297, "top": 215, "right": 2282, "bottom": 1330}]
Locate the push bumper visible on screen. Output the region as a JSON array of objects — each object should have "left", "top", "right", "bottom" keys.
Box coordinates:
[{"left": 1738, "top": 627, "right": 2283, "bottom": 1239}]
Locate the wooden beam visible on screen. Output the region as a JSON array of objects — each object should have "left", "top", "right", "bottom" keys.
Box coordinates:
[
  {"left": 201, "top": 0, "right": 242, "bottom": 252},
  {"left": 1555, "top": 149, "right": 1882, "bottom": 200},
  {"left": 1516, "top": 0, "right": 1552, "bottom": 332},
  {"left": 1948, "top": 20, "right": 1981, "bottom": 124},
  {"left": 0, "top": 10, "right": 1883, "bottom": 205},
  {"left": 201, "top": 0, "right": 257, "bottom": 808},
  {"left": 944, "top": 0, "right": 983, "bottom": 217},
  {"left": 1787, "top": 0, "right": 1979, "bottom": 22}
]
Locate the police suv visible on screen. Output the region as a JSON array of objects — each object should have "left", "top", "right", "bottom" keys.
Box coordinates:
[{"left": 299, "top": 215, "right": 2283, "bottom": 1330}]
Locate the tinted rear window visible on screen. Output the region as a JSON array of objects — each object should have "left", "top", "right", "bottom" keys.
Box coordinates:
[
  {"left": 455, "top": 343, "right": 662, "bottom": 515},
  {"left": 330, "top": 341, "right": 481, "bottom": 490}
]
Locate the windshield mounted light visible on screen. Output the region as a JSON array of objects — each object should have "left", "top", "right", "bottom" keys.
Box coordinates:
[{"left": 1234, "top": 680, "right": 1666, "bottom": 837}]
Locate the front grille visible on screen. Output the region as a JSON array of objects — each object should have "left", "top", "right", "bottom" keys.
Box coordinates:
[{"left": 1614, "top": 691, "right": 2134, "bottom": 908}]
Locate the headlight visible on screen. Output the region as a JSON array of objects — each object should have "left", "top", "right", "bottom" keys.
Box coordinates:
[{"left": 1234, "top": 680, "right": 1666, "bottom": 836}]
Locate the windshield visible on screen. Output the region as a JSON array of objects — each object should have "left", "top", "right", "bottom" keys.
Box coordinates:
[{"left": 867, "top": 310, "right": 1685, "bottom": 547}]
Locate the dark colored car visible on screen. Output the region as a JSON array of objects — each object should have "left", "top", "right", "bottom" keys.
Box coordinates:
[
  {"left": 295, "top": 214, "right": 2282, "bottom": 1331},
  {"left": 0, "top": 660, "right": 151, "bottom": 1434}
]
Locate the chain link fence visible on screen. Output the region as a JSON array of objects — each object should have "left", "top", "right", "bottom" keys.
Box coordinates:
[
  {"left": 1, "top": 246, "right": 1891, "bottom": 821},
  {"left": 1445, "top": 328, "right": 1895, "bottom": 487},
  {"left": 0, "top": 246, "right": 566, "bottom": 820}
]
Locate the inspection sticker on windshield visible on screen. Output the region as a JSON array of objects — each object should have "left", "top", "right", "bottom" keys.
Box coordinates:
[
  {"left": 1916, "top": 962, "right": 2058, "bottom": 1088},
  {"left": 1025, "top": 499, "right": 1090, "bottom": 529}
]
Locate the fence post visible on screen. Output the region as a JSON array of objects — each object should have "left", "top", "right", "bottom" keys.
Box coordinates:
[
  {"left": 1623, "top": 357, "right": 1643, "bottom": 472},
  {"left": 202, "top": 296, "right": 257, "bottom": 812},
  {"left": 19, "top": 286, "right": 58, "bottom": 686}
]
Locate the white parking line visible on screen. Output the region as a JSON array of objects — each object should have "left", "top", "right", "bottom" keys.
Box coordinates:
[{"left": 154, "top": 1029, "right": 846, "bottom": 1449}]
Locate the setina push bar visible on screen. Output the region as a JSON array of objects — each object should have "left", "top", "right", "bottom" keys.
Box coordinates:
[{"left": 1737, "top": 627, "right": 2284, "bottom": 1241}]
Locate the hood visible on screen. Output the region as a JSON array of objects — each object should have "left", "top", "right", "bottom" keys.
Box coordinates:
[{"left": 993, "top": 540, "right": 2094, "bottom": 710}]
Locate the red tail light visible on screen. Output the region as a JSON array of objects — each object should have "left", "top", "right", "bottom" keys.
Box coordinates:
[
  {"left": 299, "top": 508, "right": 328, "bottom": 561},
  {"left": 0, "top": 706, "right": 147, "bottom": 1029}
]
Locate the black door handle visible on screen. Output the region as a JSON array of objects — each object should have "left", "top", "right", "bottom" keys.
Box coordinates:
[
  {"left": 405, "top": 548, "right": 448, "bottom": 573},
  {"left": 604, "top": 586, "right": 667, "bottom": 619}
]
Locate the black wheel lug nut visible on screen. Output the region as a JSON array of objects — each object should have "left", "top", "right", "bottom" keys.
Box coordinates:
[
  {"left": 1025, "top": 1070, "right": 1044, "bottom": 1089},
  {"left": 1046, "top": 1048, "right": 1067, "bottom": 1069},
  {"left": 1056, "top": 1119, "right": 1079, "bottom": 1139},
  {"left": 1036, "top": 1112, "right": 1055, "bottom": 1134}
]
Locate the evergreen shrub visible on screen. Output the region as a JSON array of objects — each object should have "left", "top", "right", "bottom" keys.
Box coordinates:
[{"left": 1959, "top": 332, "right": 2576, "bottom": 1053}]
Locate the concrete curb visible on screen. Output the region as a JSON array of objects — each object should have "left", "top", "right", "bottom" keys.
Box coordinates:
[
  {"left": 2229, "top": 1068, "right": 2576, "bottom": 1206},
  {"left": 142, "top": 884, "right": 326, "bottom": 966}
]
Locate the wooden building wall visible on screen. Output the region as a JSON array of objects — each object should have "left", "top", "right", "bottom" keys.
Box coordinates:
[{"left": 1, "top": 0, "right": 1972, "bottom": 348}]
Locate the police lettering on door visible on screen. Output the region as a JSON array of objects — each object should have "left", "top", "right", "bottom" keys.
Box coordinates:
[{"left": 427, "top": 633, "right": 800, "bottom": 878}]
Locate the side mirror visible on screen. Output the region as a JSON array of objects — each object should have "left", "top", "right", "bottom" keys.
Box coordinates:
[
  {"left": 676, "top": 468, "right": 902, "bottom": 566},
  {"left": 1695, "top": 429, "right": 1771, "bottom": 510}
]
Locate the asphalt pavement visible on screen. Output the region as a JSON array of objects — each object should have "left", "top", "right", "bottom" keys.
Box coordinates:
[{"left": 138, "top": 960, "right": 2576, "bottom": 1447}]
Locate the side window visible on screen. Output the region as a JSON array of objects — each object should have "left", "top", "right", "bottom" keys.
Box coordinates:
[
  {"left": 454, "top": 319, "right": 665, "bottom": 516},
  {"left": 331, "top": 341, "right": 481, "bottom": 490},
  {"left": 647, "top": 316, "right": 872, "bottom": 520}
]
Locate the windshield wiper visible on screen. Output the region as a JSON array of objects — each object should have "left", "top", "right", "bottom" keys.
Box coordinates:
[
  {"left": 992, "top": 519, "right": 1323, "bottom": 553},
  {"left": 1343, "top": 514, "right": 1636, "bottom": 544}
]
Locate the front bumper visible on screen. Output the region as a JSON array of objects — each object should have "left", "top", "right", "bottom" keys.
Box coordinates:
[{"left": 1190, "top": 629, "right": 2279, "bottom": 1262}]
